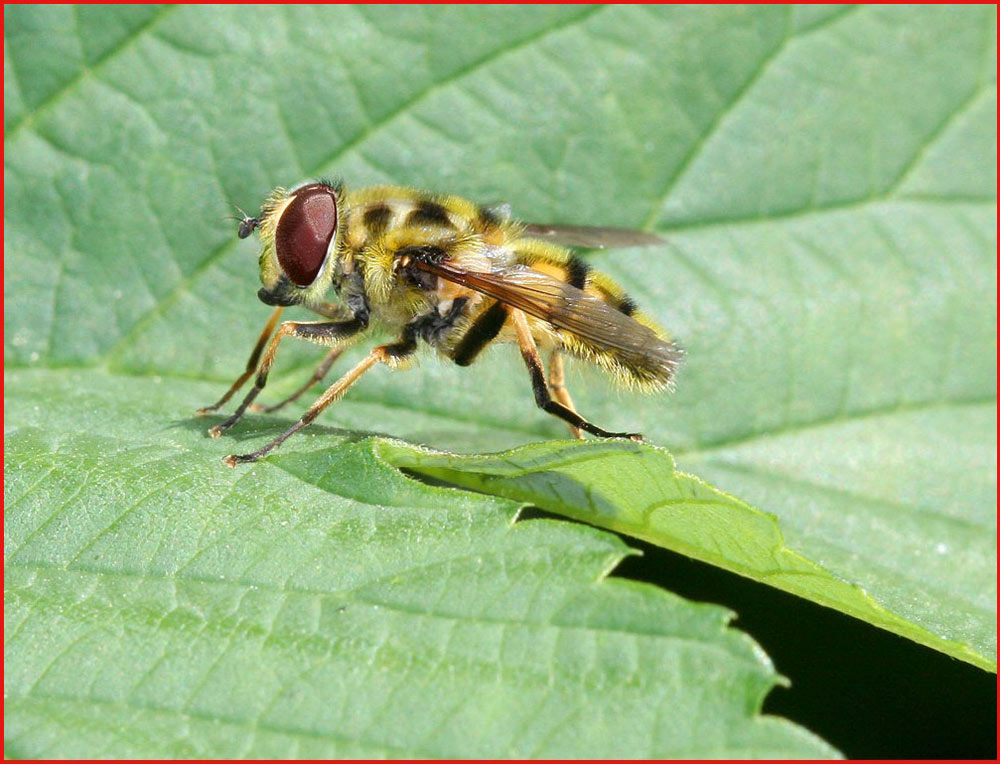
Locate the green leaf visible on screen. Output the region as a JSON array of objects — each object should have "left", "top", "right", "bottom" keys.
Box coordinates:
[
  {"left": 4, "top": 3, "right": 996, "bottom": 754},
  {"left": 4, "top": 370, "right": 835, "bottom": 758},
  {"left": 382, "top": 438, "right": 996, "bottom": 672}
]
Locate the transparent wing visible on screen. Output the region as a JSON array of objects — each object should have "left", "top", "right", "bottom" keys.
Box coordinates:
[
  {"left": 413, "top": 260, "right": 681, "bottom": 373},
  {"left": 481, "top": 202, "right": 665, "bottom": 249},
  {"left": 520, "top": 222, "right": 666, "bottom": 249}
]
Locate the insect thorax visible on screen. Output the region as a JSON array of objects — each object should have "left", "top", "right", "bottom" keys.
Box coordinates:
[{"left": 336, "top": 188, "right": 513, "bottom": 327}]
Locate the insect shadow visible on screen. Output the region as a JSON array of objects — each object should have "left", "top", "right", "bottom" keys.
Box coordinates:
[
  {"left": 167, "top": 414, "right": 387, "bottom": 445},
  {"left": 171, "top": 410, "right": 523, "bottom": 454}
]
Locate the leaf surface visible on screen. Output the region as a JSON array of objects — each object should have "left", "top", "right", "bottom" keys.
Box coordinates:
[
  {"left": 5, "top": 370, "right": 834, "bottom": 758},
  {"left": 3, "top": 4, "right": 996, "bottom": 755}
]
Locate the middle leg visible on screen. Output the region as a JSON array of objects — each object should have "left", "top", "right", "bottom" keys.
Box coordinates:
[{"left": 209, "top": 317, "right": 366, "bottom": 438}]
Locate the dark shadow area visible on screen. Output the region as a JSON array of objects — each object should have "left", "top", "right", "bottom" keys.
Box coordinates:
[{"left": 519, "top": 506, "right": 997, "bottom": 759}]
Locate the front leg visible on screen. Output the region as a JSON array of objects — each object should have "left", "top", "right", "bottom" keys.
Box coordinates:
[
  {"left": 224, "top": 326, "right": 423, "bottom": 466},
  {"left": 209, "top": 316, "right": 367, "bottom": 438},
  {"left": 250, "top": 345, "right": 346, "bottom": 414},
  {"left": 197, "top": 301, "right": 351, "bottom": 416},
  {"left": 196, "top": 306, "right": 284, "bottom": 414}
]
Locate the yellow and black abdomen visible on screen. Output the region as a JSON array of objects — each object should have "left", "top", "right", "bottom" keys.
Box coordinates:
[{"left": 510, "top": 237, "right": 681, "bottom": 391}]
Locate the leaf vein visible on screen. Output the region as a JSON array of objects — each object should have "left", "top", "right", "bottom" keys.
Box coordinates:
[
  {"left": 677, "top": 396, "right": 995, "bottom": 457},
  {"left": 886, "top": 82, "right": 996, "bottom": 197},
  {"left": 5, "top": 5, "right": 177, "bottom": 138},
  {"left": 643, "top": 9, "right": 794, "bottom": 230}
]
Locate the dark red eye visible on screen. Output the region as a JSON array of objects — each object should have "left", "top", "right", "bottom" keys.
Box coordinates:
[{"left": 274, "top": 184, "right": 338, "bottom": 286}]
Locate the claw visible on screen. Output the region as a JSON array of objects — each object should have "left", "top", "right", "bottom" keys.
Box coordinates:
[{"left": 224, "top": 452, "right": 261, "bottom": 467}]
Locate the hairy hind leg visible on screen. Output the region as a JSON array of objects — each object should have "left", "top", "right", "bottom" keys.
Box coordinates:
[{"left": 510, "top": 309, "right": 641, "bottom": 441}]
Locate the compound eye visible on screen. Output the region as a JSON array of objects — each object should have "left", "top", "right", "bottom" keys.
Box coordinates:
[{"left": 274, "top": 184, "right": 338, "bottom": 286}]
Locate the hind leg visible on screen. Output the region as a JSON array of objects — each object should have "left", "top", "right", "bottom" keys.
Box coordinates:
[
  {"left": 548, "top": 348, "right": 583, "bottom": 439},
  {"left": 510, "top": 309, "right": 641, "bottom": 441}
]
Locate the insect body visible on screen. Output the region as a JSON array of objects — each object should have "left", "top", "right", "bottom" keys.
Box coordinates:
[{"left": 200, "top": 181, "right": 682, "bottom": 466}]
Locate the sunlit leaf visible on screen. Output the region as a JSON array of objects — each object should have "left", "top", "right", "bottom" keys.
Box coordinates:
[{"left": 4, "top": 3, "right": 996, "bottom": 756}]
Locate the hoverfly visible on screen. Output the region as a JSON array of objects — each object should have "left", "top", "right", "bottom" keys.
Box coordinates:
[{"left": 199, "top": 182, "right": 682, "bottom": 466}]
